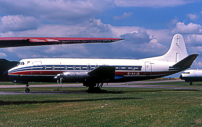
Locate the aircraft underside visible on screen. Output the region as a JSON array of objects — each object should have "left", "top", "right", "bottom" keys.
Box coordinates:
[
  {"left": 8, "top": 70, "right": 179, "bottom": 83},
  {"left": 183, "top": 77, "right": 202, "bottom": 82}
]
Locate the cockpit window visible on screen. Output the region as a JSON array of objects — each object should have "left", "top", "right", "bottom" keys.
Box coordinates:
[
  {"left": 17, "top": 62, "right": 25, "bottom": 65},
  {"left": 183, "top": 72, "right": 190, "bottom": 74}
]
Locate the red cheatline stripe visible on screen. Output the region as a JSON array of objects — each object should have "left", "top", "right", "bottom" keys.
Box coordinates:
[{"left": 9, "top": 70, "right": 179, "bottom": 76}]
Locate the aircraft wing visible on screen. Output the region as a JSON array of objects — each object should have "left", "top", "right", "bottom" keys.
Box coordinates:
[
  {"left": 88, "top": 66, "right": 115, "bottom": 78},
  {"left": 0, "top": 37, "right": 122, "bottom": 48}
]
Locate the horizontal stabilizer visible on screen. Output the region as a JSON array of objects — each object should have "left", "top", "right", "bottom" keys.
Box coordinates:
[
  {"left": 88, "top": 66, "right": 115, "bottom": 77},
  {"left": 172, "top": 54, "right": 198, "bottom": 68}
]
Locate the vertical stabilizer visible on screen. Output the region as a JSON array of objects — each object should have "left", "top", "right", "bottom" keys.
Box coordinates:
[
  {"left": 144, "top": 34, "right": 188, "bottom": 63},
  {"left": 163, "top": 34, "right": 188, "bottom": 62}
]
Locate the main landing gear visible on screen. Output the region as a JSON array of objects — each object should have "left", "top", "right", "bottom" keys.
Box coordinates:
[
  {"left": 25, "top": 83, "right": 30, "bottom": 93},
  {"left": 87, "top": 86, "right": 101, "bottom": 93},
  {"left": 85, "top": 82, "right": 105, "bottom": 93},
  {"left": 96, "top": 83, "right": 104, "bottom": 88},
  {"left": 189, "top": 81, "right": 193, "bottom": 85}
]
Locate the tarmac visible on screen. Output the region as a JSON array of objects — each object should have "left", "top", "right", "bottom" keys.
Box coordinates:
[{"left": 0, "top": 80, "right": 201, "bottom": 95}]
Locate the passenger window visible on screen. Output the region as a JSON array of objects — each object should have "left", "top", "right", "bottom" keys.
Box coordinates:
[
  {"left": 128, "top": 67, "right": 133, "bottom": 70},
  {"left": 121, "top": 67, "right": 126, "bottom": 70},
  {"left": 82, "top": 66, "right": 87, "bottom": 70}
]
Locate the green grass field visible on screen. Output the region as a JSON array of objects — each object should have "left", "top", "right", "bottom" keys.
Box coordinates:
[
  {"left": 1, "top": 86, "right": 202, "bottom": 126},
  {"left": 126, "top": 81, "right": 202, "bottom": 86}
]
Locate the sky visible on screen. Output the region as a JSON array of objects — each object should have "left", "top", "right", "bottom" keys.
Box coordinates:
[{"left": 1, "top": 0, "right": 202, "bottom": 77}]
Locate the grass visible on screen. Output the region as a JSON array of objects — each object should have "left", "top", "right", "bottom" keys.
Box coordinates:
[
  {"left": 1, "top": 86, "right": 202, "bottom": 126},
  {"left": 128, "top": 81, "right": 202, "bottom": 86}
]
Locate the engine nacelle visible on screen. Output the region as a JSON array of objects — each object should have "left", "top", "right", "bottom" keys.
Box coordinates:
[
  {"left": 63, "top": 72, "right": 89, "bottom": 79},
  {"left": 54, "top": 71, "right": 90, "bottom": 81}
]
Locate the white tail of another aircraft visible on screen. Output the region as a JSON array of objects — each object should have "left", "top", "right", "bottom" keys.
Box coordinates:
[{"left": 145, "top": 34, "right": 188, "bottom": 63}]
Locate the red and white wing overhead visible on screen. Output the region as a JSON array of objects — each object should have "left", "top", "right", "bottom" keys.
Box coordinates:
[{"left": 0, "top": 37, "right": 123, "bottom": 48}]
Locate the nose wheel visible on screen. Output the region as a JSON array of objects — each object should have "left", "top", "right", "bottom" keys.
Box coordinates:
[
  {"left": 25, "top": 88, "right": 30, "bottom": 93},
  {"left": 25, "top": 83, "right": 30, "bottom": 93}
]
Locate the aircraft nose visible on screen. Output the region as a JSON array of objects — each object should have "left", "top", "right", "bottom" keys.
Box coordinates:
[{"left": 3, "top": 71, "right": 8, "bottom": 77}]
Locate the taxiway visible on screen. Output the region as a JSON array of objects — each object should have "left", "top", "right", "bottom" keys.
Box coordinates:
[{"left": 1, "top": 80, "right": 200, "bottom": 95}]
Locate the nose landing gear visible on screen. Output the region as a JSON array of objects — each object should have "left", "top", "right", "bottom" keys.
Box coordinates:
[{"left": 25, "top": 83, "right": 30, "bottom": 93}]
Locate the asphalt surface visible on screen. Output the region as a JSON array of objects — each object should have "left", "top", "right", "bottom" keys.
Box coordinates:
[{"left": 0, "top": 80, "right": 200, "bottom": 95}]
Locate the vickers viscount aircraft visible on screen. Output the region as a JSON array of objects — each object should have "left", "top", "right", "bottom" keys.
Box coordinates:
[
  {"left": 180, "top": 69, "right": 202, "bottom": 85},
  {"left": 4, "top": 34, "right": 198, "bottom": 93}
]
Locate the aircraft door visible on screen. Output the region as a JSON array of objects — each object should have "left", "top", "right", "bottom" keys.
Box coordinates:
[
  {"left": 59, "top": 62, "right": 62, "bottom": 76},
  {"left": 145, "top": 62, "right": 152, "bottom": 75},
  {"left": 87, "top": 64, "right": 91, "bottom": 72},
  {"left": 176, "top": 53, "right": 179, "bottom": 62},
  {"left": 193, "top": 70, "right": 196, "bottom": 77}
]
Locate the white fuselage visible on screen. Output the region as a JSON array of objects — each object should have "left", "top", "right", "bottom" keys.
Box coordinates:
[
  {"left": 180, "top": 69, "right": 202, "bottom": 82},
  {"left": 8, "top": 58, "right": 178, "bottom": 83}
]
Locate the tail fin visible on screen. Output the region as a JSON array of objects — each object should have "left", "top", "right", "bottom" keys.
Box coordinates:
[
  {"left": 163, "top": 34, "right": 188, "bottom": 62},
  {"left": 144, "top": 34, "right": 188, "bottom": 63}
]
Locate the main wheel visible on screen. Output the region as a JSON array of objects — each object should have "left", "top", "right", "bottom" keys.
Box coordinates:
[
  {"left": 190, "top": 82, "right": 193, "bottom": 85},
  {"left": 25, "top": 88, "right": 30, "bottom": 93},
  {"left": 87, "top": 86, "right": 101, "bottom": 93}
]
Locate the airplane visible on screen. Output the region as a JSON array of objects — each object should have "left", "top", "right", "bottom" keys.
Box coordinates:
[
  {"left": 3, "top": 34, "right": 198, "bottom": 93},
  {"left": 180, "top": 69, "right": 202, "bottom": 85}
]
